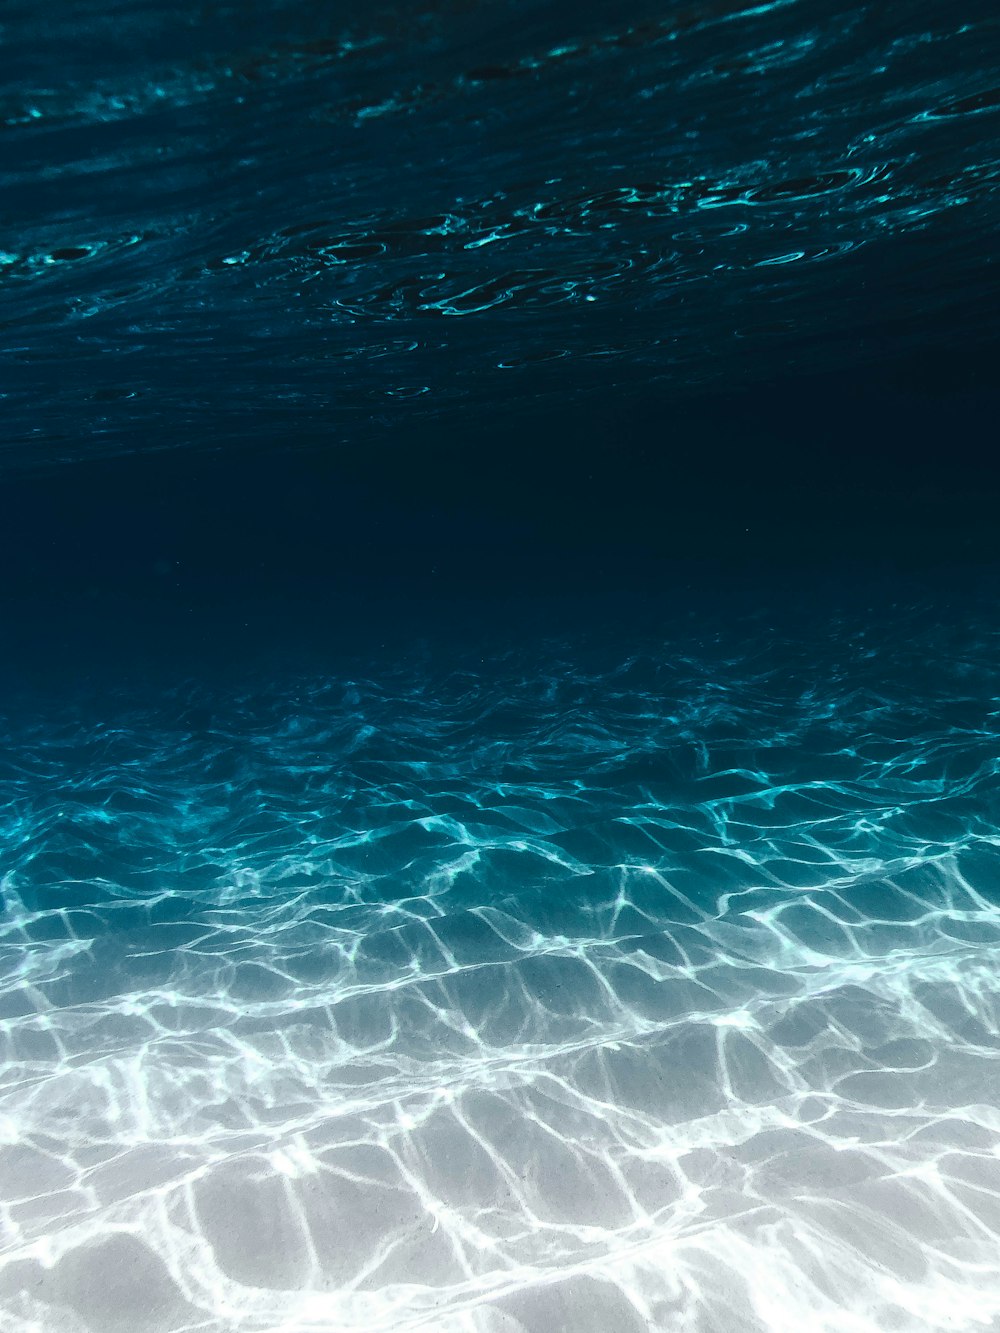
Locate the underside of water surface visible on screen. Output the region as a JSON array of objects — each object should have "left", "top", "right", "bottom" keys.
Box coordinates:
[{"left": 2, "top": 0, "right": 998, "bottom": 466}]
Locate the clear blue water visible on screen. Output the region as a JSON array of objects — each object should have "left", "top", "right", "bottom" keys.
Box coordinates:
[{"left": 2, "top": 1, "right": 1000, "bottom": 1330}]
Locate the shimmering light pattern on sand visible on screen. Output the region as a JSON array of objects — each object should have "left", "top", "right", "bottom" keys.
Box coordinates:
[{"left": 1, "top": 605, "right": 1000, "bottom": 1330}]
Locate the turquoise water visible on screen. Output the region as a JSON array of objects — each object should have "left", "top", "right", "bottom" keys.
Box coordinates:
[{"left": 2, "top": 590, "right": 1000, "bottom": 1330}]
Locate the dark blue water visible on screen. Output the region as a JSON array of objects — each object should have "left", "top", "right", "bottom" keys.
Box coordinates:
[
  {"left": 3, "top": 0, "right": 999, "bottom": 464},
  {"left": 2, "top": 2, "right": 1000, "bottom": 1331}
]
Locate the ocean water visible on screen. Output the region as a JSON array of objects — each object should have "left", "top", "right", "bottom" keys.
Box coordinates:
[
  {"left": 3, "top": 1, "right": 1000, "bottom": 1331},
  {"left": 3, "top": 0, "right": 999, "bottom": 464}
]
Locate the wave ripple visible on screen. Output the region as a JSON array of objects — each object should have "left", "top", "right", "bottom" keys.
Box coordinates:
[{"left": 2, "top": 0, "right": 999, "bottom": 464}]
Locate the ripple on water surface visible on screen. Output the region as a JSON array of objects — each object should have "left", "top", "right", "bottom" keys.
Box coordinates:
[{"left": 1, "top": 0, "right": 999, "bottom": 464}]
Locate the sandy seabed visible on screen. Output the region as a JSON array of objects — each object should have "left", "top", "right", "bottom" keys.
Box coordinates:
[{"left": 2, "top": 608, "right": 999, "bottom": 1332}]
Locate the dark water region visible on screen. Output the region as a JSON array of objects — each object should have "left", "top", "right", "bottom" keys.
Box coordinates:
[
  {"left": 2, "top": 0, "right": 999, "bottom": 465},
  {"left": 3, "top": 1, "right": 1000, "bottom": 1331},
  {"left": 4, "top": 360, "right": 1000, "bottom": 682}
]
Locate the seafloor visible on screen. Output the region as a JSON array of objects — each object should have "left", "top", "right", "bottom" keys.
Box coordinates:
[{"left": 2, "top": 591, "right": 999, "bottom": 1332}]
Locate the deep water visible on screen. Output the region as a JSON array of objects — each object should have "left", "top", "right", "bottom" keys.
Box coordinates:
[{"left": 2, "top": 1, "right": 1000, "bottom": 1331}]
